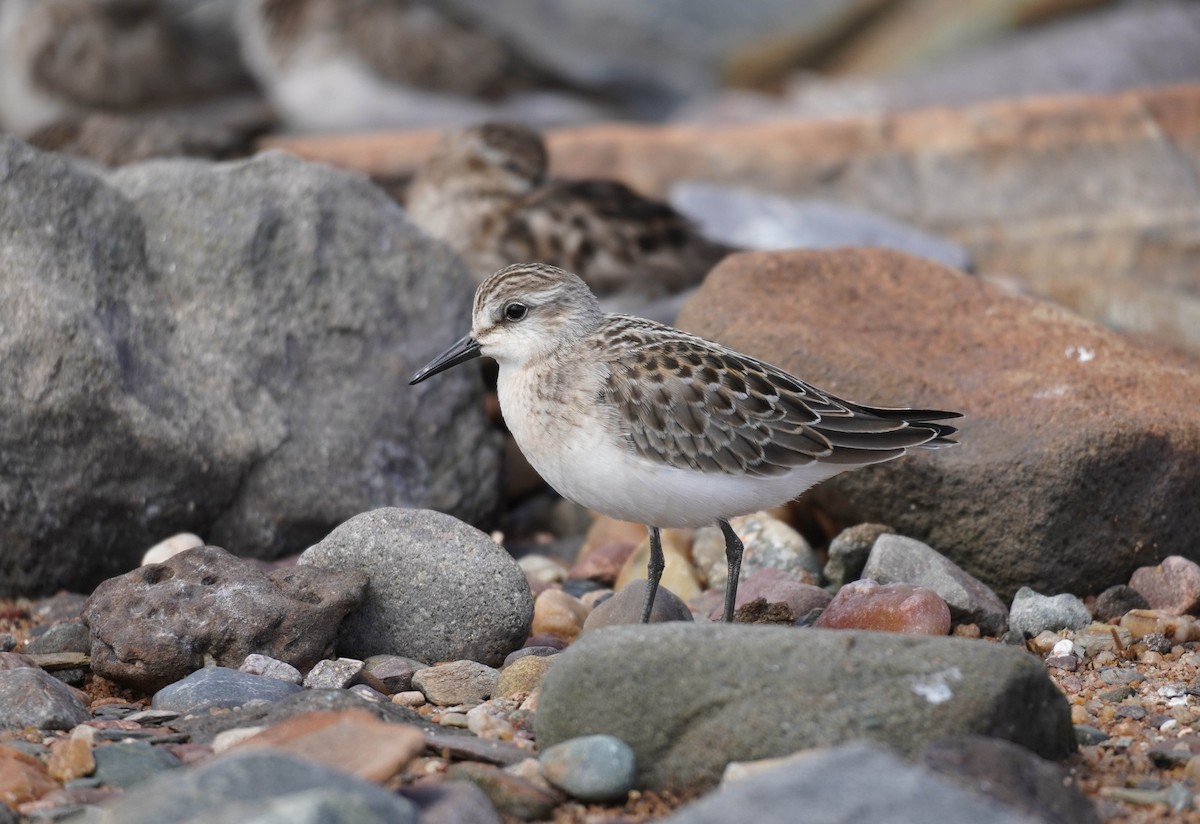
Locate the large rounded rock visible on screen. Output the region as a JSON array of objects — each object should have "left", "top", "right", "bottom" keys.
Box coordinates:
[
  {"left": 0, "top": 667, "right": 90, "bottom": 731},
  {"left": 0, "top": 138, "right": 499, "bottom": 596},
  {"left": 676, "top": 249, "right": 1200, "bottom": 599},
  {"left": 300, "top": 509, "right": 533, "bottom": 666},
  {"left": 535, "top": 623, "right": 1074, "bottom": 792},
  {"left": 84, "top": 546, "right": 367, "bottom": 692}
]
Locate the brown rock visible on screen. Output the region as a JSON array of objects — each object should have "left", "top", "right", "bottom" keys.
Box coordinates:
[
  {"left": 47, "top": 737, "right": 95, "bottom": 783},
  {"left": 1129, "top": 556, "right": 1200, "bottom": 615},
  {"left": 816, "top": 580, "right": 951, "bottom": 635},
  {"left": 1120, "top": 609, "right": 1200, "bottom": 643},
  {"left": 84, "top": 545, "right": 368, "bottom": 691},
  {"left": 531, "top": 590, "right": 589, "bottom": 643},
  {"left": 496, "top": 655, "right": 553, "bottom": 697},
  {"left": 707, "top": 568, "right": 831, "bottom": 622},
  {"left": 230, "top": 709, "right": 423, "bottom": 782},
  {"left": 445, "top": 761, "right": 561, "bottom": 821},
  {"left": 0, "top": 745, "right": 57, "bottom": 807},
  {"left": 0, "top": 653, "right": 37, "bottom": 671},
  {"left": 677, "top": 249, "right": 1200, "bottom": 599},
  {"left": 568, "top": 541, "right": 638, "bottom": 585}
]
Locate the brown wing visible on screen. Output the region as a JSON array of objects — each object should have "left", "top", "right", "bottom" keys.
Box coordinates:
[{"left": 600, "top": 326, "right": 959, "bottom": 477}]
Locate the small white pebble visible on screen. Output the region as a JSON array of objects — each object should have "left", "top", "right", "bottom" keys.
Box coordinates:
[
  {"left": 1051, "top": 639, "right": 1078, "bottom": 657},
  {"left": 1161, "top": 719, "right": 1179, "bottom": 733},
  {"left": 142, "top": 532, "right": 204, "bottom": 566},
  {"left": 69, "top": 724, "right": 98, "bottom": 744},
  {"left": 438, "top": 712, "right": 469, "bottom": 728},
  {"left": 212, "top": 725, "right": 266, "bottom": 753}
]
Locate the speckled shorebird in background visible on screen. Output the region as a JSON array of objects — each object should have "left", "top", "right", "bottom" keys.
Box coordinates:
[
  {"left": 406, "top": 122, "right": 736, "bottom": 297},
  {"left": 411, "top": 263, "right": 961, "bottom": 623}
]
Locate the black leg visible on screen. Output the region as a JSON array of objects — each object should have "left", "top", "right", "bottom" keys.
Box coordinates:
[
  {"left": 640, "top": 526, "right": 664, "bottom": 623},
  {"left": 719, "top": 519, "right": 744, "bottom": 623}
]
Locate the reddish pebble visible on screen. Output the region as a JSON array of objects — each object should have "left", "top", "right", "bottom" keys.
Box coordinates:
[
  {"left": 1130, "top": 556, "right": 1200, "bottom": 615},
  {"left": 815, "top": 580, "right": 951, "bottom": 635},
  {"left": 707, "top": 567, "right": 831, "bottom": 621},
  {"left": 568, "top": 541, "right": 638, "bottom": 585},
  {"left": 531, "top": 590, "right": 589, "bottom": 643}
]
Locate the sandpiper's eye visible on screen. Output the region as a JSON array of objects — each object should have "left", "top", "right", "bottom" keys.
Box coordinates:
[{"left": 504, "top": 302, "right": 528, "bottom": 322}]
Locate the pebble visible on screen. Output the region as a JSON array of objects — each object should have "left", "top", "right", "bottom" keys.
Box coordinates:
[
  {"left": 496, "top": 655, "right": 553, "bottom": 698},
  {"left": 1072, "top": 623, "right": 1132, "bottom": 656},
  {"left": 560, "top": 578, "right": 605, "bottom": 599},
  {"left": 348, "top": 683, "right": 388, "bottom": 703},
  {"left": 151, "top": 666, "right": 304, "bottom": 714},
  {"left": 467, "top": 701, "right": 519, "bottom": 741},
  {"left": 1092, "top": 584, "right": 1150, "bottom": 623},
  {"left": 531, "top": 589, "right": 590, "bottom": 643},
  {"left": 303, "top": 657, "right": 365, "bottom": 689},
  {"left": 692, "top": 512, "right": 820, "bottom": 589},
  {"left": 503, "top": 647, "right": 559, "bottom": 667},
  {"left": 862, "top": 534, "right": 1009, "bottom": 635},
  {"left": 228, "top": 708, "right": 425, "bottom": 782},
  {"left": 400, "top": 781, "right": 502, "bottom": 824},
  {"left": 47, "top": 737, "right": 95, "bottom": 783},
  {"left": 412, "top": 661, "right": 500, "bottom": 706},
  {"left": 1008, "top": 587, "right": 1091, "bottom": 636},
  {"left": 392, "top": 691, "right": 426, "bottom": 708},
  {"left": 582, "top": 580, "right": 693, "bottom": 631},
  {"left": 823, "top": 523, "right": 892, "bottom": 588},
  {"left": 1120, "top": 609, "right": 1200, "bottom": 642},
  {"left": 1075, "top": 725, "right": 1110, "bottom": 745},
  {"left": 0, "top": 745, "right": 58, "bottom": 806},
  {"left": 814, "top": 579, "right": 951, "bottom": 635},
  {"left": 141, "top": 532, "right": 204, "bottom": 566},
  {"left": 0, "top": 667, "right": 90, "bottom": 730},
  {"left": 363, "top": 655, "right": 428, "bottom": 694},
  {"left": 615, "top": 532, "right": 701, "bottom": 601},
  {"left": 707, "top": 568, "right": 831, "bottom": 622},
  {"left": 240, "top": 653, "right": 303, "bottom": 685},
  {"left": 0, "top": 634, "right": 15, "bottom": 653},
  {"left": 1140, "top": 632, "right": 1174, "bottom": 654},
  {"left": 91, "top": 740, "right": 182, "bottom": 788},
  {"left": 1130, "top": 556, "right": 1200, "bottom": 614},
  {"left": 518, "top": 554, "right": 567, "bottom": 586},
  {"left": 539, "top": 734, "right": 636, "bottom": 802},
  {"left": 568, "top": 541, "right": 639, "bottom": 585},
  {"left": 446, "top": 761, "right": 561, "bottom": 821},
  {"left": 22, "top": 621, "right": 90, "bottom": 655}
]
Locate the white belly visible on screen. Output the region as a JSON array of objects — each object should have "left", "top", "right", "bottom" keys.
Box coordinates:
[{"left": 497, "top": 363, "right": 849, "bottom": 528}]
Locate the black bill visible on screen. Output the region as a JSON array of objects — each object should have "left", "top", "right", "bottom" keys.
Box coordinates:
[{"left": 409, "top": 334, "right": 482, "bottom": 384}]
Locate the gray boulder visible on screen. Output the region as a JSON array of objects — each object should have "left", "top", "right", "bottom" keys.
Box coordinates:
[
  {"left": 300, "top": 508, "right": 533, "bottom": 667},
  {"left": 0, "top": 138, "right": 499, "bottom": 596},
  {"left": 536, "top": 623, "right": 1074, "bottom": 792}
]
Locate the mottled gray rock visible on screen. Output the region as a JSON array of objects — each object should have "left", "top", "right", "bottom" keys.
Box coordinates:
[
  {"left": 302, "top": 658, "right": 365, "bottom": 690},
  {"left": 240, "top": 654, "right": 303, "bottom": 685},
  {"left": 92, "top": 741, "right": 182, "bottom": 788},
  {"left": 412, "top": 661, "right": 499, "bottom": 706},
  {"left": 661, "top": 742, "right": 1033, "bottom": 824},
  {"left": 921, "top": 736, "right": 1100, "bottom": 824},
  {"left": 582, "top": 580, "right": 693, "bottom": 632},
  {"left": 0, "top": 667, "right": 90, "bottom": 730},
  {"left": 536, "top": 624, "right": 1074, "bottom": 792},
  {"left": 364, "top": 655, "right": 428, "bottom": 694},
  {"left": 84, "top": 546, "right": 367, "bottom": 691},
  {"left": 713, "top": 568, "right": 831, "bottom": 622},
  {"left": 824, "top": 523, "right": 893, "bottom": 589},
  {"left": 1009, "top": 588, "right": 1092, "bottom": 637},
  {"left": 540, "top": 735, "right": 636, "bottom": 802},
  {"left": 0, "top": 139, "right": 498, "bottom": 596},
  {"left": 78, "top": 750, "right": 417, "bottom": 824},
  {"left": 300, "top": 509, "right": 533, "bottom": 666},
  {"left": 151, "top": 667, "right": 303, "bottom": 715},
  {"left": 23, "top": 621, "right": 90, "bottom": 655},
  {"left": 692, "top": 512, "right": 821, "bottom": 589},
  {"left": 862, "top": 535, "right": 1009, "bottom": 635},
  {"left": 672, "top": 183, "right": 971, "bottom": 271}
]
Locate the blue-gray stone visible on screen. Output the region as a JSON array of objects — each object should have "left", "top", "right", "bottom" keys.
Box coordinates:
[
  {"left": 539, "top": 735, "right": 636, "bottom": 802},
  {"left": 661, "top": 743, "right": 1032, "bottom": 824},
  {"left": 74, "top": 750, "right": 416, "bottom": 824},
  {"left": 151, "top": 667, "right": 303, "bottom": 714},
  {"left": 671, "top": 182, "right": 972, "bottom": 271},
  {"left": 92, "top": 741, "right": 181, "bottom": 788},
  {"left": 1009, "top": 587, "right": 1091, "bottom": 637},
  {"left": 0, "top": 667, "right": 90, "bottom": 730}
]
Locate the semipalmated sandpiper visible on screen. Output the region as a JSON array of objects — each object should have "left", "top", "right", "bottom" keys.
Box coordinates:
[
  {"left": 411, "top": 263, "right": 960, "bottom": 623},
  {"left": 407, "top": 123, "right": 734, "bottom": 295}
]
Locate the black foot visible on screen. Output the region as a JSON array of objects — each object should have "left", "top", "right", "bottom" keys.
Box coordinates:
[
  {"left": 719, "top": 519, "right": 744, "bottom": 623},
  {"left": 640, "top": 526, "right": 664, "bottom": 623}
]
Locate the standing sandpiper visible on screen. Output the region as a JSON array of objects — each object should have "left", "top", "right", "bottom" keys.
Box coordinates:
[{"left": 411, "top": 263, "right": 961, "bottom": 623}]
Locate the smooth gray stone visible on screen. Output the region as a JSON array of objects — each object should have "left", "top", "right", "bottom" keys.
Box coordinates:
[
  {"left": 536, "top": 624, "right": 1074, "bottom": 791},
  {"left": 73, "top": 750, "right": 416, "bottom": 824},
  {"left": 151, "top": 666, "right": 303, "bottom": 714},
  {"left": 0, "top": 138, "right": 498, "bottom": 597},
  {"left": 0, "top": 667, "right": 90, "bottom": 730},
  {"left": 300, "top": 509, "right": 533, "bottom": 667},
  {"left": 671, "top": 182, "right": 971, "bottom": 271},
  {"left": 23, "top": 621, "right": 91, "bottom": 655},
  {"left": 581, "top": 580, "right": 692, "bottom": 632},
  {"left": 539, "top": 734, "right": 636, "bottom": 802},
  {"left": 862, "top": 534, "right": 1009, "bottom": 634},
  {"left": 824, "top": 524, "right": 892, "bottom": 589},
  {"left": 660, "top": 742, "right": 1034, "bottom": 824},
  {"left": 92, "top": 741, "right": 182, "bottom": 788},
  {"left": 400, "top": 781, "right": 503, "bottom": 824},
  {"left": 1009, "top": 588, "right": 1091, "bottom": 637}
]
